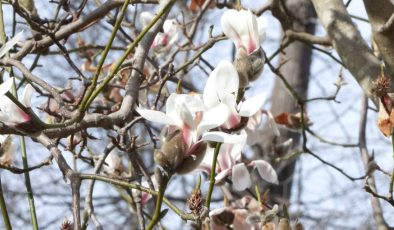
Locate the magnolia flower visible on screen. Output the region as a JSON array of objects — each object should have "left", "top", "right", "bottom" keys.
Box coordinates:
[
  {"left": 140, "top": 12, "right": 180, "bottom": 53},
  {"left": 199, "top": 133, "right": 278, "bottom": 191},
  {"left": 0, "top": 78, "right": 36, "bottom": 129},
  {"left": 203, "top": 60, "right": 266, "bottom": 130},
  {"left": 103, "top": 149, "right": 124, "bottom": 176},
  {"left": 244, "top": 110, "right": 280, "bottom": 145},
  {"left": 221, "top": 10, "right": 267, "bottom": 87},
  {"left": 221, "top": 9, "right": 266, "bottom": 55},
  {"left": 137, "top": 93, "right": 243, "bottom": 173}
]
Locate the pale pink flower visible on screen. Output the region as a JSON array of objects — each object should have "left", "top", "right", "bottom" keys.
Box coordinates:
[
  {"left": 140, "top": 12, "right": 180, "bottom": 53},
  {"left": 199, "top": 132, "right": 278, "bottom": 191},
  {"left": 0, "top": 78, "right": 35, "bottom": 128},
  {"left": 221, "top": 9, "right": 267, "bottom": 55},
  {"left": 203, "top": 61, "right": 266, "bottom": 130}
]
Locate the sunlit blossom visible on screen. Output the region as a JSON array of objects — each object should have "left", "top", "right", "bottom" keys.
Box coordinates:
[
  {"left": 221, "top": 9, "right": 266, "bottom": 55},
  {"left": 203, "top": 60, "right": 266, "bottom": 130}
]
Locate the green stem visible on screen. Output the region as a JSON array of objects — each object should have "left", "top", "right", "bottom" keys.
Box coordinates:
[
  {"left": 205, "top": 142, "right": 221, "bottom": 209},
  {"left": 82, "top": 0, "right": 176, "bottom": 110},
  {"left": 146, "top": 171, "right": 169, "bottom": 230},
  {"left": 79, "top": 0, "right": 131, "bottom": 111},
  {"left": 0, "top": 178, "right": 12, "bottom": 230},
  {"left": 19, "top": 134, "right": 39, "bottom": 230},
  {"left": 389, "top": 130, "right": 394, "bottom": 198}
]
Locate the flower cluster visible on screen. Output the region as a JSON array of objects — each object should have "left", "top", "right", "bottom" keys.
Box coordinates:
[{"left": 137, "top": 9, "right": 278, "bottom": 191}]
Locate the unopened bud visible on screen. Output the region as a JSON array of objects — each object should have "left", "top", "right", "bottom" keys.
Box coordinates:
[{"left": 154, "top": 127, "right": 187, "bottom": 173}]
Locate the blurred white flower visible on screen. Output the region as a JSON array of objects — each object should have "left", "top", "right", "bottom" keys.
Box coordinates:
[
  {"left": 140, "top": 12, "right": 180, "bottom": 53},
  {"left": 198, "top": 132, "right": 278, "bottom": 191},
  {"left": 0, "top": 77, "right": 35, "bottom": 128},
  {"left": 103, "top": 149, "right": 124, "bottom": 176}
]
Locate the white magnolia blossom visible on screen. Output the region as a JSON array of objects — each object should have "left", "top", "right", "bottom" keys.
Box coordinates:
[
  {"left": 221, "top": 9, "right": 267, "bottom": 55},
  {"left": 0, "top": 77, "right": 35, "bottom": 127},
  {"left": 199, "top": 132, "right": 278, "bottom": 191},
  {"left": 140, "top": 12, "right": 180, "bottom": 53},
  {"left": 203, "top": 60, "right": 266, "bottom": 130},
  {"left": 137, "top": 93, "right": 247, "bottom": 154},
  {"left": 244, "top": 110, "right": 280, "bottom": 145},
  {"left": 103, "top": 149, "right": 124, "bottom": 176}
]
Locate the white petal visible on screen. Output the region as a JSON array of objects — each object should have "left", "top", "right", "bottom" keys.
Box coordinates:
[
  {"left": 232, "top": 163, "right": 251, "bottom": 191},
  {"left": 197, "top": 103, "right": 229, "bottom": 136},
  {"left": 229, "top": 141, "right": 245, "bottom": 162},
  {"left": 251, "top": 160, "right": 278, "bottom": 184},
  {"left": 221, "top": 10, "right": 259, "bottom": 54},
  {"left": 163, "top": 19, "right": 179, "bottom": 46},
  {"left": 0, "top": 31, "right": 23, "bottom": 58},
  {"left": 238, "top": 92, "right": 266, "bottom": 117},
  {"left": 137, "top": 107, "right": 179, "bottom": 127},
  {"left": 215, "top": 168, "right": 232, "bottom": 184},
  {"left": 257, "top": 16, "right": 267, "bottom": 43},
  {"left": 221, "top": 9, "right": 244, "bottom": 47},
  {"left": 203, "top": 61, "right": 239, "bottom": 108},
  {"left": 265, "top": 110, "right": 280, "bottom": 137},
  {"left": 201, "top": 131, "right": 246, "bottom": 144},
  {"left": 183, "top": 94, "right": 205, "bottom": 113},
  {"left": 0, "top": 78, "right": 14, "bottom": 97},
  {"left": 22, "top": 84, "right": 35, "bottom": 108}
]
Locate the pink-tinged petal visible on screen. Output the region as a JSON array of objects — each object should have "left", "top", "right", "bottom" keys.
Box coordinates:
[
  {"left": 203, "top": 61, "right": 239, "bottom": 108},
  {"left": 166, "top": 93, "right": 197, "bottom": 129},
  {"left": 232, "top": 163, "right": 251, "bottom": 191},
  {"left": 217, "top": 143, "right": 234, "bottom": 170},
  {"left": 197, "top": 103, "right": 229, "bottom": 136},
  {"left": 0, "top": 78, "right": 14, "bottom": 97},
  {"left": 0, "top": 92, "right": 31, "bottom": 126},
  {"left": 163, "top": 19, "right": 179, "bottom": 46},
  {"left": 250, "top": 160, "right": 278, "bottom": 184},
  {"left": 238, "top": 92, "right": 266, "bottom": 117},
  {"left": 22, "top": 84, "right": 35, "bottom": 108},
  {"left": 201, "top": 131, "right": 246, "bottom": 144},
  {"left": 215, "top": 168, "right": 232, "bottom": 184},
  {"left": 257, "top": 16, "right": 267, "bottom": 43},
  {"left": 141, "top": 192, "right": 152, "bottom": 205},
  {"left": 240, "top": 10, "right": 259, "bottom": 54},
  {"left": 221, "top": 9, "right": 243, "bottom": 48},
  {"left": 0, "top": 31, "right": 23, "bottom": 58},
  {"left": 136, "top": 107, "right": 179, "bottom": 127},
  {"left": 221, "top": 10, "right": 259, "bottom": 54}
]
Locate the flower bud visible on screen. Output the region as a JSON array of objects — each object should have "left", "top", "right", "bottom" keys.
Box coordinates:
[
  {"left": 154, "top": 128, "right": 187, "bottom": 173},
  {"left": 233, "top": 47, "right": 265, "bottom": 88}
]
